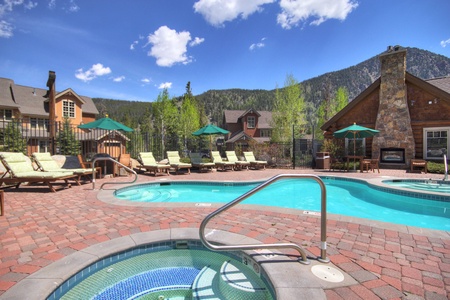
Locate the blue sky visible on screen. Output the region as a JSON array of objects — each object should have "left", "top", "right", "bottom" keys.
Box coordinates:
[{"left": 1, "top": 0, "right": 449, "bottom": 102}]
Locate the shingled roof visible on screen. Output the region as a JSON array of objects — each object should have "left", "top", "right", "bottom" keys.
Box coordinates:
[
  {"left": 0, "top": 77, "right": 99, "bottom": 117},
  {"left": 223, "top": 109, "right": 273, "bottom": 129}
]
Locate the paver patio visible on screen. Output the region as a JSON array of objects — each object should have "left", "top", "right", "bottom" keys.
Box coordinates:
[{"left": 0, "top": 167, "right": 449, "bottom": 299}]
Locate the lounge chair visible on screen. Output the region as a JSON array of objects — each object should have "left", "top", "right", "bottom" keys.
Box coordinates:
[
  {"left": 77, "top": 154, "right": 102, "bottom": 178},
  {"left": 243, "top": 151, "right": 267, "bottom": 170},
  {"left": 32, "top": 152, "right": 98, "bottom": 184},
  {"left": 0, "top": 152, "right": 77, "bottom": 192},
  {"left": 137, "top": 152, "right": 170, "bottom": 176},
  {"left": 166, "top": 151, "right": 192, "bottom": 175},
  {"left": 225, "top": 151, "right": 249, "bottom": 170},
  {"left": 189, "top": 152, "right": 215, "bottom": 172},
  {"left": 211, "top": 151, "right": 235, "bottom": 171}
]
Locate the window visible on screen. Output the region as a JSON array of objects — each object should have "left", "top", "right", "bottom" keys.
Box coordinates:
[
  {"left": 39, "top": 140, "right": 49, "bottom": 153},
  {"left": 260, "top": 129, "right": 271, "bottom": 137},
  {"left": 0, "top": 109, "right": 12, "bottom": 121},
  {"left": 63, "top": 100, "right": 75, "bottom": 118},
  {"left": 345, "top": 138, "right": 366, "bottom": 156},
  {"left": 423, "top": 127, "right": 448, "bottom": 160},
  {"left": 30, "top": 118, "right": 49, "bottom": 130},
  {"left": 247, "top": 116, "right": 255, "bottom": 129}
]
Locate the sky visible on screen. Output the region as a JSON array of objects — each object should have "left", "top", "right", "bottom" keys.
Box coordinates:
[{"left": 1, "top": 0, "right": 449, "bottom": 103}]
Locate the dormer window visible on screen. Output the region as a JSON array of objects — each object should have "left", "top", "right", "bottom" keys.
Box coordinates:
[
  {"left": 63, "top": 99, "right": 75, "bottom": 118},
  {"left": 247, "top": 116, "right": 255, "bottom": 128}
]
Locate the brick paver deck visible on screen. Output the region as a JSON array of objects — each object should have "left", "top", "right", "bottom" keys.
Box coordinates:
[{"left": 0, "top": 167, "right": 449, "bottom": 299}]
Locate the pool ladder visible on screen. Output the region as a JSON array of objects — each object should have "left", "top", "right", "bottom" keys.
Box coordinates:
[
  {"left": 90, "top": 156, "right": 138, "bottom": 190},
  {"left": 199, "top": 174, "right": 330, "bottom": 265}
]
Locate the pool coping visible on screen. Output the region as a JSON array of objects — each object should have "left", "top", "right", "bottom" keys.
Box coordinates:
[
  {"left": 1, "top": 228, "right": 358, "bottom": 300},
  {"left": 96, "top": 176, "right": 450, "bottom": 239}
]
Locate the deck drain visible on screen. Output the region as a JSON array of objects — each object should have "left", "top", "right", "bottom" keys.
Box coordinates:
[{"left": 311, "top": 265, "right": 345, "bottom": 283}]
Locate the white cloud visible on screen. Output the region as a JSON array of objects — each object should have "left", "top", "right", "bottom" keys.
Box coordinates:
[
  {"left": 130, "top": 40, "right": 138, "bottom": 50},
  {"left": 48, "top": 0, "right": 79, "bottom": 12},
  {"left": 0, "top": 0, "right": 36, "bottom": 15},
  {"left": 158, "top": 82, "right": 172, "bottom": 89},
  {"left": 67, "top": 0, "right": 79, "bottom": 12},
  {"left": 147, "top": 26, "right": 198, "bottom": 67},
  {"left": 141, "top": 78, "right": 151, "bottom": 84},
  {"left": 113, "top": 76, "right": 125, "bottom": 82},
  {"left": 441, "top": 38, "right": 450, "bottom": 48},
  {"left": 249, "top": 37, "right": 266, "bottom": 50},
  {"left": 0, "top": 0, "right": 38, "bottom": 38},
  {"left": 277, "top": 0, "right": 358, "bottom": 29},
  {"left": 0, "top": 20, "right": 13, "bottom": 38},
  {"left": 194, "top": 0, "right": 275, "bottom": 27},
  {"left": 189, "top": 36, "right": 205, "bottom": 47},
  {"left": 75, "top": 63, "right": 112, "bottom": 82}
]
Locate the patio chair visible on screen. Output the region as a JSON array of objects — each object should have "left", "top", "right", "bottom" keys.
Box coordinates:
[
  {"left": 32, "top": 152, "right": 98, "bottom": 184},
  {"left": 0, "top": 152, "right": 77, "bottom": 192},
  {"left": 77, "top": 154, "right": 102, "bottom": 178},
  {"left": 137, "top": 152, "right": 170, "bottom": 176},
  {"left": 189, "top": 152, "right": 215, "bottom": 172},
  {"left": 362, "top": 158, "right": 380, "bottom": 173},
  {"left": 410, "top": 159, "right": 427, "bottom": 173},
  {"left": 166, "top": 151, "right": 192, "bottom": 175},
  {"left": 225, "top": 151, "right": 249, "bottom": 170},
  {"left": 243, "top": 151, "right": 267, "bottom": 170},
  {"left": 210, "top": 151, "right": 235, "bottom": 171}
]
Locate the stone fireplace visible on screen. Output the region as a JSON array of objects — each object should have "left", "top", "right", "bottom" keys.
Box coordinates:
[{"left": 372, "top": 46, "right": 415, "bottom": 166}]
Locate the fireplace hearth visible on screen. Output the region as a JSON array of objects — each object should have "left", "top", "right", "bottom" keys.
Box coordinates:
[{"left": 380, "top": 148, "right": 405, "bottom": 164}]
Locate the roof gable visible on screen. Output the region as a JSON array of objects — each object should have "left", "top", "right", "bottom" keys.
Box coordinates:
[{"left": 320, "top": 73, "right": 450, "bottom": 131}]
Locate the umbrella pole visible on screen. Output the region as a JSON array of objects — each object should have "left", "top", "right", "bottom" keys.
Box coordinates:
[{"left": 353, "top": 133, "right": 356, "bottom": 171}]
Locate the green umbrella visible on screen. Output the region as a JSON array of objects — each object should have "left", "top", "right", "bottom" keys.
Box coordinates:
[
  {"left": 333, "top": 123, "right": 379, "bottom": 170},
  {"left": 78, "top": 116, "right": 133, "bottom": 132},
  {"left": 192, "top": 124, "right": 230, "bottom": 152}
]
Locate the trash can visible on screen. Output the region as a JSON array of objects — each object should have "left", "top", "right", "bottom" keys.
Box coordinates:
[{"left": 316, "top": 152, "right": 330, "bottom": 169}]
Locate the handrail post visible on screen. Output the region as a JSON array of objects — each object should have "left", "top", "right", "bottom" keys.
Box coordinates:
[
  {"left": 199, "top": 174, "right": 330, "bottom": 264},
  {"left": 91, "top": 157, "right": 138, "bottom": 190}
]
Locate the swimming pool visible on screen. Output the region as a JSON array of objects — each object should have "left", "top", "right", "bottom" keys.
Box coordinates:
[
  {"left": 48, "top": 240, "right": 275, "bottom": 300},
  {"left": 115, "top": 177, "right": 450, "bottom": 231}
]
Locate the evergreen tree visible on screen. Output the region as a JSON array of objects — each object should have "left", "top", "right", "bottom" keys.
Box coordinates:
[
  {"left": 57, "top": 118, "right": 80, "bottom": 155},
  {"left": 1, "top": 121, "right": 27, "bottom": 153}
]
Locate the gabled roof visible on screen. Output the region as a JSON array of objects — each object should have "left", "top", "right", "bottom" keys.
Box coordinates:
[
  {"left": 0, "top": 77, "right": 99, "bottom": 117},
  {"left": 223, "top": 109, "right": 273, "bottom": 129},
  {"left": 320, "top": 74, "right": 450, "bottom": 130}
]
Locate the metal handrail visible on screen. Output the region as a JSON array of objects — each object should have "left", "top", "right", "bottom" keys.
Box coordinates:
[
  {"left": 199, "top": 174, "right": 330, "bottom": 265},
  {"left": 91, "top": 157, "right": 138, "bottom": 190},
  {"left": 444, "top": 154, "right": 448, "bottom": 182}
]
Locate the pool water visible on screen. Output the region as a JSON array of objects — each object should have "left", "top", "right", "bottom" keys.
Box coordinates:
[
  {"left": 50, "top": 241, "right": 274, "bottom": 300},
  {"left": 115, "top": 178, "right": 450, "bottom": 231}
]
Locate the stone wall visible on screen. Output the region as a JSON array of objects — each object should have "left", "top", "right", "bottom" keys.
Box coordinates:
[{"left": 372, "top": 46, "right": 416, "bottom": 165}]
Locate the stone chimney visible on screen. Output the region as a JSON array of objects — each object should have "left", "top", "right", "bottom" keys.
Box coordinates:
[{"left": 372, "top": 46, "right": 415, "bottom": 165}]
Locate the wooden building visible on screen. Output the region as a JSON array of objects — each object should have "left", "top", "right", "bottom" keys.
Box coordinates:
[{"left": 321, "top": 46, "right": 450, "bottom": 168}]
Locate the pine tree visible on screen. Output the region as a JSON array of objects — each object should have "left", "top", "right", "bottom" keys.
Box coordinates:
[{"left": 57, "top": 118, "right": 80, "bottom": 155}]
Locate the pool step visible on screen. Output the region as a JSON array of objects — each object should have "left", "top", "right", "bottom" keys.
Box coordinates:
[
  {"left": 192, "top": 262, "right": 269, "bottom": 300},
  {"left": 219, "top": 260, "right": 269, "bottom": 300},
  {"left": 192, "top": 266, "right": 221, "bottom": 299}
]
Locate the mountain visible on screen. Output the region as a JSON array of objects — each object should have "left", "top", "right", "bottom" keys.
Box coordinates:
[{"left": 93, "top": 47, "right": 450, "bottom": 125}]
